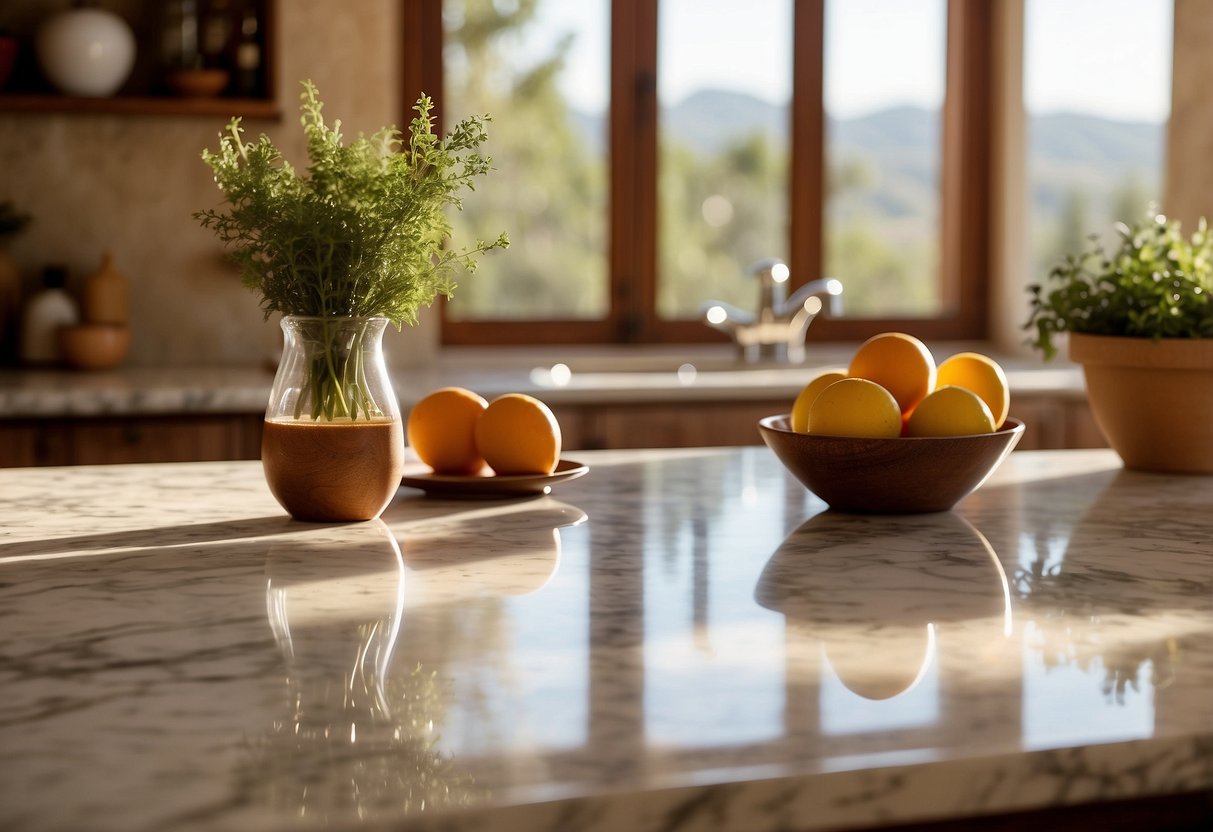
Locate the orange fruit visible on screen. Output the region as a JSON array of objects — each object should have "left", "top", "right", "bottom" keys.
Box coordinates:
[
  {"left": 848, "top": 332, "right": 937, "bottom": 417},
  {"left": 807, "top": 378, "right": 902, "bottom": 438},
  {"left": 790, "top": 368, "right": 847, "bottom": 433},
  {"left": 905, "top": 385, "right": 996, "bottom": 437},
  {"left": 475, "top": 393, "right": 562, "bottom": 475},
  {"left": 406, "top": 386, "right": 488, "bottom": 474},
  {"left": 936, "top": 351, "right": 1010, "bottom": 428}
]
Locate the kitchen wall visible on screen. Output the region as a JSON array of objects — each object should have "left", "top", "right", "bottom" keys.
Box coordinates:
[
  {"left": 2, "top": 1, "right": 1210, "bottom": 369},
  {"left": 1165, "top": 0, "right": 1213, "bottom": 231},
  {"left": 0, "top": 0, "right": 439, "bottom": 369}
]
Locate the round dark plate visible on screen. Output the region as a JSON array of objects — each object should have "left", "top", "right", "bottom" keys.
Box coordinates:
[{"left": 401, "top": 458, "right": 589, "bottom": 498}]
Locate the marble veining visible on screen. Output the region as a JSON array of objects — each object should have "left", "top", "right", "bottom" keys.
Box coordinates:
[{"left": 1, "top": 448, "right": 1211, "bottom": 831}]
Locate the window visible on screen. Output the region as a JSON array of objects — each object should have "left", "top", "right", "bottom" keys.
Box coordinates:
[
  {"left": 824, "top": 0, "right": 946, "bottom": 318},
  {"left": 442, "top": 1, "right": 611, "bottom": 323},
  {"left": 403, "top": 2, "right": 994, "bottom": 346},
  {"left": 1023, "top": 0, "right": 1172, "bottom": 282},
  {"left": 655, "top": 0, "right": 792, "bottom": 320}
]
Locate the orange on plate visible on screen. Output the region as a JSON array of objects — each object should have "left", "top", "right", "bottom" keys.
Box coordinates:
[
  {"left": 848, "top": 332, "right": 937, "bottom": 418},
  {"left": 936, "top": 351, "right": 1010, "bottom": 428},
  {"left": 475, "top": 393, "right": 562, "bottom": 475},
  {"left": 407, "top": 386, "right": 488, "bottom": 475},
  {"left": 905, "top": 385, "right": 996, "bottom": 437},
  {"left": 807, "top": 377, "right": 902, "bottom": 438}
]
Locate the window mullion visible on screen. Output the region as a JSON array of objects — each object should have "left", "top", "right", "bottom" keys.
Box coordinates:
[
  {"left": 789, "top": 0, "right": 826, "bottom": 303},
  {"left": 612, "top": 0, "right": 659, "bottom": 342}
]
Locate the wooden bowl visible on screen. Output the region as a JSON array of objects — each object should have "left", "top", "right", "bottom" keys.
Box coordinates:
[
  {"left": 166, "top": 68, "right": 230, "bottom": 98},
  {"left": 58, "top": 323, "right": 130, "bottom": 370},
  {"left": 758, "top": 414, "right": 1025, "bottom": 513}
]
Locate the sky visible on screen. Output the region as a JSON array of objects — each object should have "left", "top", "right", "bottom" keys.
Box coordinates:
[{"left": 503, "top": 0, "right": 1172, "bottom": 124}]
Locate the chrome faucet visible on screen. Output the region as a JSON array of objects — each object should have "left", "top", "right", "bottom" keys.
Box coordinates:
[{"left": 702, "top": 258, "right": 843, "bottom": 363}]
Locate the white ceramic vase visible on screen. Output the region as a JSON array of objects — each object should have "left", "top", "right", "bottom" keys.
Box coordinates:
[{"left": 36, "top": 4, "right": 136, "bottom": 97}]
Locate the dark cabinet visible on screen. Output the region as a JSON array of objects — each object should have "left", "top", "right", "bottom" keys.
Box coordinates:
[{"left": 0, "top": 414, "right": 263, "bottom": 467}]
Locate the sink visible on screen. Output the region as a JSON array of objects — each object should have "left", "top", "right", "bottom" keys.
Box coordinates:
[
  {"left": 522, "top": 344, "right": 858, "bottom": 391},
  {"left": 527, "top": 360, "right": 840, "bottom": 391}
]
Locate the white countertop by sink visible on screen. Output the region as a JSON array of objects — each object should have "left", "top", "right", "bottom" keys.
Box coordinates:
[{"left": 0, "top": 345, "right": 1084, "bottom": 419}]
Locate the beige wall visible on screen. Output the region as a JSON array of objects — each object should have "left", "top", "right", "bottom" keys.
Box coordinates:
[
  {"left": 1165, "top": 0, "right": 1213, "bottom": 229},
  {"left": 0, "top": 0, "right": 439, "bottom": 368}
]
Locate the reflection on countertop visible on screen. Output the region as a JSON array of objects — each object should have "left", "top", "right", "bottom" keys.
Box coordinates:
[
  {"left": 0, "top": 342, "right": 1086, "bottom": 417},
  {"left": 1, "top": 447, "right": 1211, "bottom": 831}
]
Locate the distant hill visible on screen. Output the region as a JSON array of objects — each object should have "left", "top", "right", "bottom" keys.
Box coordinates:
[
  {"left": 1029, "top": 111, "right": 1163, "bottom": 169},
  {"left": 568, "top": 88, "right": 1165, "bottom": 230},
  {"left": 574, "top": 88, "right": 1162, "bottom": 168}
]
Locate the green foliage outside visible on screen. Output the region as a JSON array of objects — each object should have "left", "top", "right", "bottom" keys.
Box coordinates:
[
  {"left": 443, "top": 0, "right": 606, "bottom": 320},
  {"left": 657, "top": 133, "right": 787, "bottom": 317}
]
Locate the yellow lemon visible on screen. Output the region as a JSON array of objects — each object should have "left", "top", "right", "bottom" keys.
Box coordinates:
[
  {"left": 790, "top": 368, "right": 847, "bottom": 433},
  {"left": 848, "top": 332, "right": 937, "bottom": 417},
  {"left": 936, "top": 351, "right": 1010, "bottom": 428},
  {"left": 807, "top": 378, "right": 902, "bottom": 438},
  {"left": 905, "top": 385, "right": 996, "bottom": 437},
  {"left": 407, "top": 387, "right": 488, "bottom": 474},
  {"left": 475, "top": 393, "right": 562, "bottom": 475}
]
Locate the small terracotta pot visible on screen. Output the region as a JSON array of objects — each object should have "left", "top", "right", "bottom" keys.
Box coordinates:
[{"left": 1070, "top": 332, "right": 1213, "bottom": 474}]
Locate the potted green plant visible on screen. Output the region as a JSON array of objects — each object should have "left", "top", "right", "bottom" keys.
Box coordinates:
[
  {"left": 196, "top": 81, "right": 508, "bottom": 521},
  {"left": 1026, "top": 210, "right": 1213, "bottom": 473}
]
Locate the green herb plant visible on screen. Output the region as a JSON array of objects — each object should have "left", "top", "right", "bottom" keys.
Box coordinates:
[
  {"left": 1027, "top": 211, "right": 1213, "bottom": 359},
  {"left": 196, "top": 80, "right": 508, "bottom": 420}
]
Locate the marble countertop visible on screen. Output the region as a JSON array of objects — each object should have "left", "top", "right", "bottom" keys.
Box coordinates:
[
  {"left": 1, "top": 449, "right": 1211, "bottom": 831},
  {"left": 0, "top": 347, "right": 1086, "bottom": 418}
]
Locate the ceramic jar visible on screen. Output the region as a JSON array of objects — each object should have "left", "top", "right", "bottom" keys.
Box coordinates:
[
  {"left": 36, "top": 3, "right": 136, "bottom": 97},
  {"left": 81, "top": 251, "right": 130, "bottom": 326}
]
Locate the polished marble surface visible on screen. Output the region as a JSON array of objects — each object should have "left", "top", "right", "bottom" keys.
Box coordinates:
[{"left": 1, "top": 449, "right": 1211, "bottom": 831}]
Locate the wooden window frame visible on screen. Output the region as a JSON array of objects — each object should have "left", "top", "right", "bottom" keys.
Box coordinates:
[{"left": 402, "top": 0, "right": 993, "bottom": 347}]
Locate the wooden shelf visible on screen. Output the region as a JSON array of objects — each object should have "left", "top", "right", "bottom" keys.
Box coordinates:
[
  {"left": 0, "top": 0, "right": 278, "bottom": 120},
  {"left": 0, "top": 92, "right": 280, "bottom": 119}
]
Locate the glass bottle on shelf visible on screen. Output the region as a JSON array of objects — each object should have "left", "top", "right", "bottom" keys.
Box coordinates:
[
  {"left": 201, "top": 0, "right": 234, "bottom": 71},
  {"left": 160, "top": 0, "right": 202, "bottom": 72},
  {"left": 20, "top": 265, "right": 78, "bottom": 365},
  {"left": 233, "top": 3, "right": 262, "bottom": 98}
]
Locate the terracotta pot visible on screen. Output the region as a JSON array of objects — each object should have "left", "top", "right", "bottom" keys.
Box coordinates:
[{"left": 1069, "top": 332, "right": 1213, "bottom": 474}]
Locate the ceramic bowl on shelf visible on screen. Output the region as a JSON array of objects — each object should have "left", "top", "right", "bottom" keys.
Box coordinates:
[
  {"left": 166, "top": 68, "right": 230, "bottom": 98},
  {"left": 58, "top": 323, "right": 130, "bottom": 371},
  {"left": 757, "top": 414, "right": 1025, "bottom": 514}
]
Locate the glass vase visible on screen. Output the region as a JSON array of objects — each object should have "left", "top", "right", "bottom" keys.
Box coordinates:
[{"left": 262, "top": 315, "right": 404, "bottom": 522}]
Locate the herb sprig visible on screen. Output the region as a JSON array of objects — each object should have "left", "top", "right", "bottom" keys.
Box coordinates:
[
  {"left": 1026, "top": 211, "right": 1213, "bottom": 359},
  {"left": 195, "top": 80, "right": 508, "bottom": 325}
]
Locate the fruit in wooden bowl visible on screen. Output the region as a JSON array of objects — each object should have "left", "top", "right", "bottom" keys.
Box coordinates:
[
  {"left": 764, "top": 332, "right": 1024, "bottom": 512},
  {"left": 758, "top": 414, "right": 1024, "bottom": 513}
]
